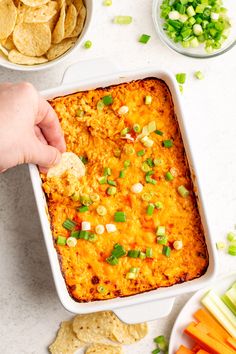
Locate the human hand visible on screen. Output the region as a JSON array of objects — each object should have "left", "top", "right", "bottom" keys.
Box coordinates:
[{"left": 0, "top": 82, "right": 66, "bottom": 172}]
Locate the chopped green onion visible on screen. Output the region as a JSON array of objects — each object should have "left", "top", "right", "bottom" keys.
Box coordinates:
[
  {"left": 145, "top": 95, "right": 152, "bottom": 105},
  {"left": 96, "top": 205, "right": 107, "bottom": 216},
  {"left": 162, "top": 245, "right": 171, "bottom": 257},
  {"left": 157, "top": 226, "right": 165, "bottom": 236},
  {"left": 113, "top": 16, "right": 132, "bottom": 25},
  {"left": 63, "top": 219, "right": 76, "bottom": 230},
  {"left": 126, "top": 271, "right": 137, "bottom": 279},
  {"left": 176, "top": 73, "right": 186, "bottom": 84},
  {"left": 104, "top": 167, "right": 111, "bottom": 176},
  {"left": 146, "top": 247, "right": 153, "bottom": 258},
  {"left": 124, "top": 145, "right": 135, "bottom": 155},
  {"left": 124, "top": 160, "right": 131, "bottom": 168},
  {"left": 90, "top": 193, "right": 100, "bottom": 202},
  {"left": 227, "top": 232, "right": 236, "bottom": 242},
  {"left": 139, "top": 251, "right": 146, "bottom": 259},
  {"left": 145, "top": 175, "right": 157, "bottom": 185},
  {"left": 137, "top": 149, "right": 145, "bottom": 157},
  {"left": 228, "top": 245, "right": 236, "bottom": 256},
  {"left": 133, "top": 123, "right": 141, "bottom": 133},
  {"left": 77, "top": 206, "right": 89, "bottom": 213},
  {"left": 130, "top": 267, "right": 140, "bottom": 274},
  {"left": 155, "top": 130, "right": 164, "bottom": 136},
  {"left": 216, "top": 241, "right": 226, "bottom": 250},
  {"left": 76, "top": 109, "right": 84, "bottom": 117},
  {"left": 97, "top": 100, "right": 105, "bottom": 111},
  {"left": 97, "top": 285, "right": 107, "bottom": 294},
  {"left": 79, "top": 156, "right": 88, "bottom": 165},
  {"left": 107, "top": 186, "right": 117, "bottom": 195},
  {"left": 141, "top": 193, "right": 151, "bottom": 202},
  {"left": 155, "top": 201, "right": 163, "bottom": 210},
  {"left": 157, "top": 236, "right": 168, "bottom": 245},
  {"left": 98, "top": 176, "right": 107, "bottom": 185},
  {"left": 102, "top": 95, "right": 113, "bottom": 106},
  {"left": 179, "top": 85, "right": 184, "bottom": 94},
  {"left": 154, "top": 335, "right": 168, "bottom": 351},
  {"left": 141, "top": 136, "right": 154, "bottom": 148},
  {"left": 127, "top": 249, "right": 140, "bottom": 258},
  {"left": 84, "top": 40, "right": 92, "bottom": 49},
  {"left": 141, "top": 162, "right": 151, "bottom": 172},
  {"left": 119, "top": 170, "right": 125, "bottom": 178},
  {"left": 165, "top": 171, "right": 174, "bottom": 181},
  {"left": 154, "top": 158, "right": 162, "bottom": 166},
  {"left": 120, "top": 127, "right": 130, "bottom": 136},
  {"left": 146, "top": 158, "right": 154, "bottom": 167},
  {"left": 111, "top": 243, "right": 126, "bottom": 258},
  {"left": 106, "top": 255, "right": 119, "bottom": 265},
  {"left": 78, "top": 230, "right": 90, "bottom": 240},
  {"left": 71, "top": 230, "right": 80, "bottom": 238},
  {"left": 139, "top": 34, "right": 151, "bottom": 44},
  {"left": 80, "top": 194, "right": 93, "bottom": 206},
  {"left": 195, "top": 71, "right": 204, "bottom": 80},
  {"left": 178, "top": 185, "right": 190, "bottom": 198},
  {"left": 147, "top": 203, "right": 155, "bottom": 216},
  {"left": 88, "top": 234, "right": 97, "bottom": 242},
  {"left": 114, "top": 211, "right": 126, "bottom": 222},
  {"left": 152, "top": 349, "right": 160, "bottom": 354},
  {"left": 163, "top": 139, "right": 173, "bottom": 148},
  {"left": 107, "top": 179, "right": 117, "bottom": 186},
  {"left": 57, "top": 236, "right": 67, "bottom": 245},
  {"left": 103, "top": 0, "right": 112, "bottom": 6}
]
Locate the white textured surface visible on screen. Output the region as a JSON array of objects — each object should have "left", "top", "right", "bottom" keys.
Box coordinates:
[{"left": 0, "top": 0, "right": 236, "bottom": 353}]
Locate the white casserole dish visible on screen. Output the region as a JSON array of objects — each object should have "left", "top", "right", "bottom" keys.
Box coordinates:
[{"left": 29, "top": 58, "right": 218, "bottom": 324}]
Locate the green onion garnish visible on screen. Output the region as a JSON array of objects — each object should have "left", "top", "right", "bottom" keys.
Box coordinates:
[
  {"left": 137, "top": 149, "right": 145, "bottom": 157},
  {"left": 152, "top": 349, "right": 160, "bottom": 354},
  {"left": 107, "top": 186, "right": 117, "bottom": 195},
  {"left": 124, "top": 160, "right": 131, "bottom": 168},
  {"left": 141, "top": 193, "right": 152, "bottom": 201},
  {"left": 141, "top": 162, "right": 151, "bottom": 172},
  {"left": 216, "top": 241, "right": 226, "bottom": 250},
  {"left": 176, "top": 73, "right": 186, "bottom": 84},
  {"left": 77, "top": 206, "right": 89, "bottom": 213},
  {"left": 146, "top": 158, "right": 154, "bottom": 167},
  {"left": 80, "top": 194, "right": 93, "bottom": 206},
  {"left": 165, "top": 171, "right": 174, "bottom": 181},
  {"left": 133, "top": 123, "right": 141, "bottom": 133},
  {"left": 62, "top": 219, "right": 76, "bottom": 230},
  {"left": 57, "top": 236, "right": 67, "bottom": 245},
  {"left": 147, "top": 203, "right": 155, "bottom": 216},
  {"left": 113, "top": 16, "right": 132, "bottom": 25},
  {"left": 124, "top": 146, "right": 135, "bottom": 155},
  {"left": 88, "top": 234, "right": 97, "bottom": 242},
  {"left": 106, "top": 255, "right": 119, "bottom": 265},
  {"left": 111, "top": 243, "right": 126, "bottom": 258},
  {"left": 119, "top": 170, "right": 125, "bottom": 178},
  {"left": 179, "top": 85, "right": 184, "bottom": 94},
  {"left": 84, "top": 40, "right": 92, "bottom": 49},
  {"left": 121, "top": 127, "right": 130, "bottom": 136},
  {"left": 76, "top": 109, "right": 84, "bottom": 117},
  {"left": 145, "top": 95, "right": 152, "bottom": 105},
  {"left": 195, "top": 70, "right": 204, "bottom": 80},
  {"left": 71, "top": 230, "right": 80, "bottom": 238},
  {"left": 178, "top": 185, "right": 190, "bottom": 198},
  {"left": 103, "top": 0, "right": 112, "bottom": 6},
  {"left": 139, "top": 251, "right": 146, "bottom": 259},
  {"left": 155, "top": 201, "right": 163, "bottom": 210},
  {"left": 163, "top": 139, "right": 173, "bottom": 148},
  {"left": 104, "top": 167, "right": 111, "bottom": 176},
  {"left": 157, "top": 226, "right": 165, "bottom": 236},
  {"left": 157, "top": 235, "right": 168, "bottom": 245},
  {"left": 146, "top": 175, "right": 157, "bottom": 185},
  {"left": 108, "top": 180, "right": 117, "bottom": 186},
  {"left": 98, "top": 176, "right": 107, "bottom": 185},
  {"left": 162, "top": 245, "right": 171, "bottom": 257},
  {"left": 227, "top": 232, "right": 236, "bottom": 242},
  {"left": 228, "top": 245, "right": 236, "bottom": 256},
  {"left": 154, "top": 335, "right": 168, "bottom": 351},
  {"left": 127, "top": 249, "right": 140, "bottom": 258},
  {"left": 97, "top": 100, "right": 105, "bottom": 111},
  {"left": 78, "top": 231, "right": 90, "bottom": 240},
  {"left": 97, "top": 285, "right": 107, "bottom": 294},
  {"left": 139, "top": 34, "right": 151, "bottom": 44},
  {"left": 154, "top": 158, "right": 162, "bottom": 166},
  {"left": 155, "top": 130, "right": 164, "bottom": 136},
  {"left": 130, "top": 267, "right": 140, "bottom": 274},
  {"left": 102, "top": 95, "right": 113, "bottom": 106},
  {"left": 114, "top": 211, "right": 126, "bottom": 222},
  {"left": 79, "top": 156, "right": 88, "bottom": 164},
  {"left": 146, "top": 247, "right": 153, "bottom": 258}
]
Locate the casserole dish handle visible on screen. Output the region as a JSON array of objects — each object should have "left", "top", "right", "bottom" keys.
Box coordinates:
[
  {"left": 114, "top": 297, "right": 175, "bottom": 324},
  {"left": 61, "top": 58, "right": 121, "bottom": 84}
]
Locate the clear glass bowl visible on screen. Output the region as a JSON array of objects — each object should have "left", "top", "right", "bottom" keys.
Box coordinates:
[{"left": 152, "top": 0, "right": 236, "bottom": 58}]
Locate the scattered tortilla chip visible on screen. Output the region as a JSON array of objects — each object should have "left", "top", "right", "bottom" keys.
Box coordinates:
[
  {"left": 0, "top": 0, "right": 17, "bottom": 40},
  {"left": 52, "top": 2, "right": 65, "bottom": 43},
  {"left": 49, "top": 320, "right": 84, "bottom": 354},
  {"left": 13, "top": 22, "right": 51, "bottom": 56},
  {"left": 112, "top": 321, "right": 148, "bottom": 344},
  {"left": 46, "top": 37, "right": 76, "bottom": 60},
  {"left": 21, "top": 1, "right": 57, "bottom": 23},
  {"left": 86, "top": 344, "right": 123, "bottom": 354},
  {"left": 47, "top": 152, "right": 86, "bottom": 178},
  {"left": 68, "top": 2, "right": 86, "bottom": 37},
  {"left": 8, "top": 49, "right": 48, "bottom": 64},
  {"left": 21, "top": 0, "right": 50, "bottom": 7},
  {"left": 64, "top": 3, "right": 77, "bottom": 38}
]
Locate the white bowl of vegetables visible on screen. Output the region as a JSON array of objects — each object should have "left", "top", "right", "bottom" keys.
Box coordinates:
[{"left": 152, "top": 0, "right": 236, "bottom": 58}]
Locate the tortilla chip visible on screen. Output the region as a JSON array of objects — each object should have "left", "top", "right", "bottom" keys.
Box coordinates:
[
  {"left": 1, "top": 35, "right": 15, "bottom": 50},
  {"left": 0, "top": 0, "right": 17, "bottom": 40},
  {"left": 68, "top": 2, "right": 86, "bottom": 37},
  {"left": 8, "top": 49, "right": 48, "bottom": 64},
  {"left": 73, "top": 0, "right": 83, "bottom": 12},
  {"left": 86, "top": 344, "right": 123, "bottom": 354},
  {"left": 13, "top": 22, "right": 51, "bottom": 56},
  {"left": 21, "top": 1, "right": 58, "bottom": 23},
  {"left": 47, "top": 152, "right": 86, "bottom": 178},
  {"left": 112, "top": 321, "right": 148, "bottom": 344},
  {"left": 46, "top": 37, "right": 76, "bottom": 60},
  {"left": 21, "top": 0, "right": 50, "bottom": 7},
  {"left": 64, "top": 3, "right": 77, "bottom": 38},
  {"left": 49, "top": 320, "right": 84, "bottom": 354},
  {"left": 52, "top": 2, "right": 65, "bottom": 43},
  {"left": 0, "top": 44, "right": 9, "bottom": 57}
]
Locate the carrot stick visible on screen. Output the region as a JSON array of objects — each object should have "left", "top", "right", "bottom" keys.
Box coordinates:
[
  {"left": 195, "top": 322, "right": 233, "bottom": 349},
  {"left": 227, "top": 337, "right": 236, "bottom": 350},
  {"left": 184, "top": 322, "right": 235, "bottom": 354},
  {"left": 192, "top": 345, "right": 202, "bottom": 353},
  {"left": 196, "top": 350, "right": 210, "bottom": 354},
  {"left": 176, "top": 345, "right": 194, "bottom": 354},
  {"left": 194, "top": 309, "right": 230, "bottom": 340}
]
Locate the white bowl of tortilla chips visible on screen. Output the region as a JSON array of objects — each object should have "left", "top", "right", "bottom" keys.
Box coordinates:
[{"left": 0, "top": 0, "right": 93, "bottom": 71}]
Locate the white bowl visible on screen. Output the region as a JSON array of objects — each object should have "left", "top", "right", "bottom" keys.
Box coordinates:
[{"left": 0, "top": 0, "right": 93, "bottom": 72}]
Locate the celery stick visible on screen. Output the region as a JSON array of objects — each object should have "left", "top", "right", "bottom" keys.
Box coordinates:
[
  {"left": 221, "top": 294, "right": 236, "bottom": 316},
  {"left": 207, "top": 290, "right": 236, "bottom": 328},
  {"left": 225, "top": 287, "right": 236, "bottom": 307}
]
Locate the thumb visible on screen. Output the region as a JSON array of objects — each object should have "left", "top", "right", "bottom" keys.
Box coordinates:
[{"left": 27, "top": 137, "right": 62, "bottom": 169}]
